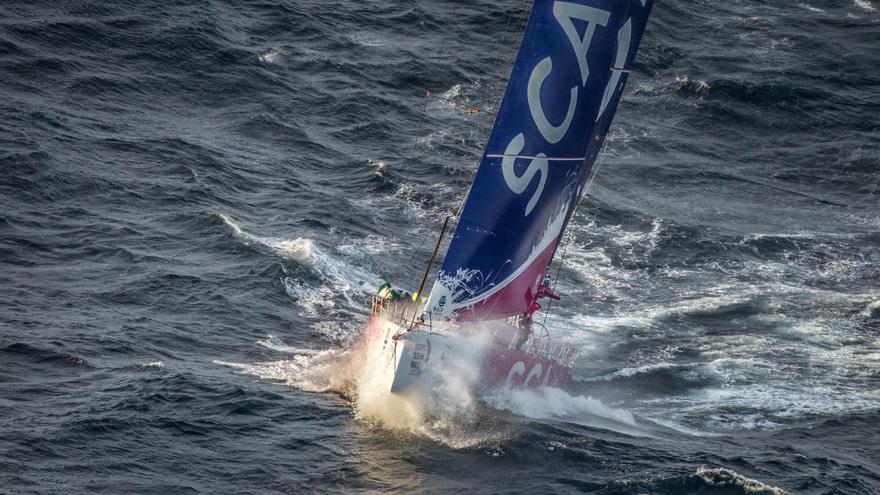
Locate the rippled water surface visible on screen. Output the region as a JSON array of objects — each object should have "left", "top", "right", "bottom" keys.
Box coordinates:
[{"left": 2, "top": 0, "right": 879, "bottom": 493}]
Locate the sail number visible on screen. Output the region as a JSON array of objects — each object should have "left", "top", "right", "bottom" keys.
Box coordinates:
[{"left": 502, "top": 2, "right": 620, "bottom": 216}]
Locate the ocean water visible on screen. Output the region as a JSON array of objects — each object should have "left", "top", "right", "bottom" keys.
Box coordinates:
[{"left": 1, "top": 0, "right": 879, "bottom": 493}]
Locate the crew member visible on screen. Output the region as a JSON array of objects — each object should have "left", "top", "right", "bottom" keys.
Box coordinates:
[
  {"left": 377, "top": 281, "right": 400, "bottom": 301},
  {"left": 537, "top": 275, "right": 561, "bottom": 301},
  {"left": 514, "top": 302, "right": 541, "bottom": 352}
]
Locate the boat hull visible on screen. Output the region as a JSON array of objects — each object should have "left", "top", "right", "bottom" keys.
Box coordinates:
[{"left": 362, "top": 314, "right": 572, "bottom": 396}]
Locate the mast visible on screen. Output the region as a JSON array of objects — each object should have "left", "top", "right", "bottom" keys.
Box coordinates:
[
  {"left": 405, "top": 3, "right": 536, "bottom": 324},
  {"left": 410, "top": 214, "right": 452, "bottom": 327}
]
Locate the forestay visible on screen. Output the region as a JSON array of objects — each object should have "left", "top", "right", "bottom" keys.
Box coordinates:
[{"left": 425, "top": 0, "right": 654, "bottom": 321}]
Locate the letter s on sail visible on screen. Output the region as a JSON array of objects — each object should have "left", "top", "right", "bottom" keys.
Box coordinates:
[{"left": 501, "top": 133, "right": 547, "bottom": 216}]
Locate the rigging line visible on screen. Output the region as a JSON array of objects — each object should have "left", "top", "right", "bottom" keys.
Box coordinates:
[
  {"left": 426, "top": 92, "right": 497, "bottom": 116},
  {"left": 408, "top": 228, "right": 434, "bottom": 278},
  {"left": 412, "top": 0, "right": 533, "bottom": 295},
  {"left": 454, "top": 0, "right": 533, "bottom": 221},
  {"left": 493, "top": 0, "right": 533, "bottom": 116},
  {"left": 410, "top": 214, "right": 452, "bottom": 328},
  {"left": 539, "top": 4, "right": 638, "bottom": 320},
  {"left": 382, "top": 0, "right": 463, "bottom": 285},
  {"left": 493, "top": 2, "right": 533, "bottom": 126},
  {"left": 406, "top": 0, "right": 463, "bottom": 165},
  {"left": 540, "top": 155, "right": 606, "bottom": 329},
  {"left": 493, "top": 0, "right": 533, "bottom": 90},
  {"left": 491, "top": 3, "right": 517, "bottom": 66}
]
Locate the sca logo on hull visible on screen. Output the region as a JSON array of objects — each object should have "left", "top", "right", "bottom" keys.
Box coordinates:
[{"left": 504, "top": 360, "right": 557, "bottom": 388}]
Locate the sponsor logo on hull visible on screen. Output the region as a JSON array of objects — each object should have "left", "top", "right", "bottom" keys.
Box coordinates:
[{"left": 485, "top": 346, "right": 573, "bottom": 389}]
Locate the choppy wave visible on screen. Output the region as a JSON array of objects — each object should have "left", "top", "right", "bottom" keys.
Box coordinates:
[
  {"left": 219, "top": 212, "right": 379, "bottom": 326},
  {"left": 485, "top": 386, "right": 638, "bottom": 429},
  {"left": 220, "top": 213, "right": 315, "bottom": 263}
]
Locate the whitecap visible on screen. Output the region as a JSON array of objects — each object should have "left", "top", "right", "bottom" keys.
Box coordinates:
[
  {"left": 485, "top": 386, "right": 637, "bottom": 428},
  {"left": 218, "top": 213, "right": 379, "bottom": 323},
  {"left": 854, "top": 0, "right": 875, "bottom": 11},
  {"left": 257, "top": 335, "right": 319, "bottom": 355},
  {"left": 584, "top": 362, "right": 679, "bottom": 382},
  {"left": 218, "top": 213, "right": 313, "bottom": 263},
  {"left": 258, "top": 48, "right": 283, "bottom": 64},
  {"left": 695, "top": 467, "right": 788, "bottom": 494},
  {"left": 213, "top": 347, "right": 349, "bottom": 393}
]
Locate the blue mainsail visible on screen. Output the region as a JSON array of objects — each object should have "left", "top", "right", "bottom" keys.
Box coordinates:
[{"left": 425, "top": 0, "right": 654, "bottom": 321}]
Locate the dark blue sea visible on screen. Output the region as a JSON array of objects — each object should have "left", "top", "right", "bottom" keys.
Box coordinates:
[{"left": 2, "top": 0, "right": 879, "bottom": 493}]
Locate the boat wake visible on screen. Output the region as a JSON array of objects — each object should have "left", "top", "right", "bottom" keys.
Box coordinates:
[
  {"left": 216, "top": 331, "right": 648, "bottom": 446},
  {"left": 214, "top": 331, "right": 504, "bottom": 447},
  {"left": 485, "top": 386, "right": 636, "bottom": 427},
  {"left": 219, "top": 213, "right": 315, "bottom": 263},
  {"left": 213, "top": 350, "right": 351, "bottom": 394},
  {"left": 218, "top": 213, "right": 379, "bottom": 329}
]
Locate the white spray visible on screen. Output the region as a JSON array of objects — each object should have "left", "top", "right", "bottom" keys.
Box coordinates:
[{"left": 346, "top": 320, "right": 502, "bottom": 446}]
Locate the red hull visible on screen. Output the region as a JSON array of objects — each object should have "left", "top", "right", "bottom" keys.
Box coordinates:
[{"left": 483, "top": 346, "right": 573, "bottom": 389}]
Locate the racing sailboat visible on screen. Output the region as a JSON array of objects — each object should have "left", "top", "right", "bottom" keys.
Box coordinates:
[{"left": 360, "top": 0, "right": 654, "bottom": 394}]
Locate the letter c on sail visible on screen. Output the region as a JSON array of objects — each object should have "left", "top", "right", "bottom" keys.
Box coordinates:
[
  {"left": 527, "top": 57, "right": 577, "bottom": 144},
  {"left": 502, "top": 133, "right": 547, "bottom": 216}
]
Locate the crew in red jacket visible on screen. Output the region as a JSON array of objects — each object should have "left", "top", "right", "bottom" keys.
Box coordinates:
[{"left": 537, "top": 276, "right": 560, "bottom": 301}]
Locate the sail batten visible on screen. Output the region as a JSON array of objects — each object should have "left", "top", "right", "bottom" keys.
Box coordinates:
[
  {"left": 426, "top": 0, "right": 654, "bottom": 321},
  {"left": 484, "top": 154, "right": 586, "bottom": 161}
]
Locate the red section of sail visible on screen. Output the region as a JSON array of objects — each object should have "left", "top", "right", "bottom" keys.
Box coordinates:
[{"left": 454, "top": 236, "right": 559, "bottom": 321}]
